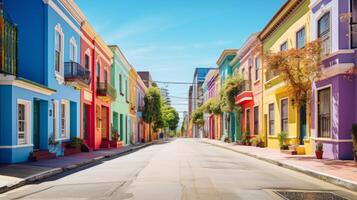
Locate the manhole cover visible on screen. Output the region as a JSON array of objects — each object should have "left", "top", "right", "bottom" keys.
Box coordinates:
[{"left": 273, "top": 190, "right": 347, "bottom": 200}]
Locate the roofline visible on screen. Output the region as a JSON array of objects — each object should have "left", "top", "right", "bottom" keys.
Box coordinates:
[{"left": 216, "top": 49, "right": 238, "bottom": 66}]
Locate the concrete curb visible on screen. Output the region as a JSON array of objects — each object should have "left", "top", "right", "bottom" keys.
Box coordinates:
[
  {"left": 201, "top": 140, "right": 357, "bottom": 192},
  {"left": 0, "top": 142, "right": 153, "bottom": 194}
]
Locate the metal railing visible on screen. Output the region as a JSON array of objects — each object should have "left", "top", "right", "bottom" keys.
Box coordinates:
[
  {"left": 318, "top": 113, "right": 331, "bottom": 138},
  {"left": 97, "top": 82, "right": 117, "bottom": 100},
  {"left": 64, "top": 61, "right": 91, "bottom": 85},
  {"left": 0, "top": 13, "right": 17, "bottom": 76},
  {"left": 238, "top": 80, "right": 252, "bottom": 92}
]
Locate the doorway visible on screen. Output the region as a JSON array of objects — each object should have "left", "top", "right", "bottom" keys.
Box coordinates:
[
  {"left": 33, "top": 100, "right": 40, "bottom": 150},
  {"left": 300, "top": 104, "right": 307, "bottom": 145}
]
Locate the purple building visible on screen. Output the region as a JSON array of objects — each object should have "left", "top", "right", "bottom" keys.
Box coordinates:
[{"left": 310, "top": 0, "right": 357, "bottom": 159}]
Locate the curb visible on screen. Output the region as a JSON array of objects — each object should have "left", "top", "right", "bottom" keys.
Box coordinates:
[
  {"left": 201, "top": 140, "right": 357, "bottom": 192},
  {"left": 0, "top": 142, "right": 153, "bottom": 194}
]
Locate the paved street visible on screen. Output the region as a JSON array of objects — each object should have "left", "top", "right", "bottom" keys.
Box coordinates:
[{"left": 1, "top": 139, "right": 357, "bottom": 200}]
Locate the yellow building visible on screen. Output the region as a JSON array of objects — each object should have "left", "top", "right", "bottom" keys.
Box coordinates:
[{"left": 259, "top": 0, "right": 312, "bottom": 154}]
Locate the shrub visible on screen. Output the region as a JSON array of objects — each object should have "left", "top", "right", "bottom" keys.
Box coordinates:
[
  {"left": 316, "top": 141, "right": 323, "bottom": 152},
  {"left": 67, "top": 137, "right": 83, "bottom": 148},
  {"left": 277, "top": 132, "right": 288, "bottom": 149}
]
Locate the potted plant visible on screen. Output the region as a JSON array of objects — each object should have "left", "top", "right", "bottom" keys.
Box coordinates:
[
  {"left": 315, "top": 141, "right": 323, "bottom": 159},
  {"left": 64, "top": 137, "right": 83, "bottom": 156},
  {"left": 250, "top": 137, "right": 258, "bottom": 147},
  {"left": 277, "top": 132, "right": 289, "bottom": 150},
  {"left": 351, "top": 124, "right": 357, "bottom": 162},
  {"left": 110, "top": 128, "right": 121, "bottom": 148}
]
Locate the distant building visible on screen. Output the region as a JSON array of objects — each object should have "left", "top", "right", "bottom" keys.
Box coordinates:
[
  {"left": 191, "top": 67, "right": 216, "bottom": 138},
  {"left": 137, "top": 71, "right": 153, "bottom": 88},
  {"left": 160, "top": 88, "right": 171, "bottom": 105}
]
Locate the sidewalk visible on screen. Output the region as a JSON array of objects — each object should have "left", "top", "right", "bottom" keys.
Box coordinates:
[
  {"left": 0, "top": 142, "right": 152, "bottom": 194},
  {"left": 201, "top": 138, "right": 357, "bottom": 192}
]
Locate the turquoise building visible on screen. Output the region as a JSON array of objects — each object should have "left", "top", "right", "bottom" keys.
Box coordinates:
[{"left": 216, "top": 49, "right": 238, "bottom": 142}]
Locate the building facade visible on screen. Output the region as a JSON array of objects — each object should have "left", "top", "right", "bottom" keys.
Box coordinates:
[
  {"left": 217, "top": 50, "right": 238, "bottom": 142},
  {"left": 309, "top": 0, "right": 356, "bottom": 159},
  {"left": 136, "top": 74, "right": 148, "bottom": 143},
  {"left": 259, "top": 0, "right": 311, "bottom": 153},
  {"left": 129, "top": 66, "right": 137, "bottom": 144},
  {"left": 233, "top": 33, "right": 264, "bottom": 143}
]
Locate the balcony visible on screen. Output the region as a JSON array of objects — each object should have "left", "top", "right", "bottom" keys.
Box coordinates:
[
  {"left": 64, "top": 61, "right": 91, "bottom": 88},
  {"left": 97, "top": 82, "right": 117, "bottom": 101},
  {"left": 235, "top": 80, "right": 253, "bottom": 105},
  {"left": 0, "top": 14, "right": 17, "bottom": 76}
]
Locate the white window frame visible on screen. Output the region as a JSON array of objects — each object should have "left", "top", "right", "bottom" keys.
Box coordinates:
[
  {"left": 69, "top": 37, "right": 77, "bottom": 62},
  {"left": 317, "top": 11, "right": 332, "bottom": 56},
  {"left": 315, "top": 84, "right": 333, "bottom": 139},
  {"left": 280, "top": 97, "right": 289, "bottom": 134},
  {"left": 254, "top": 56, "right": 260, "bottom": 81},
  {"left": 17, "top": 99, "right": 31, "bottom": 145},
  {"left": 53, "top": 100, "right": 58, "bottom": 140},
  {"left": 268, "top": 103, "right": 275, "bottom": 135},
  {"left": 60, "top": 99, "right": 70, "bottom": 140},
  {"left": 253, "top": 105, "right": 259, "bottom": 135},
  {"left": 84, "top": 48, "right": 91, "bottom": 71},
  {"left": 295, "top": 26, "right": 306, "bottom": 49},
  {"left": 54, "top": 24, "right": 64, "bottom": 83}
]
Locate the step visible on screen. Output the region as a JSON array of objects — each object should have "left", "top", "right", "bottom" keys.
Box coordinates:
[
  {"left": 296, "top": 145, "right": 306, "bottom": 155},
  {"left": 280, "top": 150, "right": 297, "bottom": 155},
  {"left": 29, "top": 150, "right": 56, "bottom": 162}
]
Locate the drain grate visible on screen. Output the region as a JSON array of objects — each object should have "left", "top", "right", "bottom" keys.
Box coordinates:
[{"left": 273, "top": 190, "right": 348, "bottom": 200}]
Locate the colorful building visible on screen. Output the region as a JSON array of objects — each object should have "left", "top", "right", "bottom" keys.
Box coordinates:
[
  {"left": 109, "top": 45, "right": 130, "bottom": 146},
  {"left": 0, "top": 0, "right": 85, "bottom": 162},
  {"left": 233, "top": 33, "right": 263, "bottom": 143},
  {"left": 202, "top": 69, "right": 221, "bottom": 140},
  {"left": 259, "top": 0, "right": 311, "bottom": 153},
  {"left": 80, "top": 20, "right": 115, "bottom": 150},
  {"left": 309, "top": 0, "right": 356, "bottom": 159},
  {"left": 129, "top": 66, "right": 137, "bottom": 144},
  {"left": 136, "top": 75, "right": 148, "bottom": 143},
  {"left": 216, "top": 49, "right": 238, "bottom": 142}
]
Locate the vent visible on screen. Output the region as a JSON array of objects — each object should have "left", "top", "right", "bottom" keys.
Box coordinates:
[{"left": 273, "top": 190, "right": 348, "bottom": 200}]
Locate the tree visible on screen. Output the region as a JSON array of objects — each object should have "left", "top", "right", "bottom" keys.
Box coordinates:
[
  {"left": 143, "top": 87, "right": 162, "bottom": 141},
  {"left": 191, "top": 108, "right": 205, "bottom": 128},
  {"left": 202, "top": 98, "right": 221, "bottom": 115},
  {"left": 220, "top": 75, "right": 244, "bottom": 113},
  {"left": 263, "top": 40, "right": 322, "bottom": 106},
  {"left": 161, "top": 100, "right": 180, "bottom": 133}
]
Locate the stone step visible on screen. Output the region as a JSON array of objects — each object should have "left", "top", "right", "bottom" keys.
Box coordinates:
[{"left": 29, "top": 150, "right": 56, "bottom": 162}]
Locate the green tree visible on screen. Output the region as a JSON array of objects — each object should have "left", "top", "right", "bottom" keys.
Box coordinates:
[
  {"left": 220, "top": 75, "right": 244, "bottom": 113},
  {"left": 143, "top": 87, "right": 162, "bottom": 141},
  {"left": 191, "top": 108, "right": 205, "bottom": 128}
]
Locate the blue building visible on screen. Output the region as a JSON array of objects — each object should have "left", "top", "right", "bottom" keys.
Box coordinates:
[
  {"left": 0, "top": 0, "right": 85, "bottom": 163},
  {"left": 216, "top": 49, "right": 238, "bottom": 142}
]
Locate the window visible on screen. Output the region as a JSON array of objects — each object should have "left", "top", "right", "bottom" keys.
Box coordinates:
[
  {"left": 255, "top": 57, "right": 260, "bottom": 81},
  {"left": 18, "top": 100, "right": 30, "bottom": 145},
  {"left": 281, "top": 98, "right": 289, "bottom": 133},
  {"left": 269, "top": 103, "right": 274, "bottom": 135},
  {"left": 254, "top": 106, "right": 259, "bottom": 135},
  {"left": 61, "top": 100, "right": 69, "bottom": 139},
  {"left": 55, "top": 25, "right": 63, "bottom": 74},
  {"left": 318, "top": 87, "right": 331, "bottom": 138},
  {"left": 351, "top": 0, "right": 357, "bottom": 48},
  {"left": 125, "top": 79, "right": 128, "bottom": 102},
  {"left": 280, "top": 41, "right": 288, "bottom": 51},
  {"left": 84, "top": 54, "right": 90, "bottom": 70},
  {"left": 119, "top": 74, "right": 123, "bottom": 94},
  {"left": 318, "top": 12, "right": 331, "bottom": 55},
  {"left": 53, "top": 101, "right": 58, "bottom": 139},
  {"left": 96, "top": 105, "right": 101, "bottom": 130},
  {"left": 69, "top": 38, "right": 77, "bottom": 62},
  {"left": 296, "top": 27, "right": 305, "bottom": 49},
  {"left": 96, "top": 62, "right": 100, "bottom": 82},
  {"left": 246, "top": 108, "right": 251, "bottom": 134}
]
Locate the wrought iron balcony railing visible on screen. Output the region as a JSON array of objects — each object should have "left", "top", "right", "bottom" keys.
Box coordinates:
[
  {"left": 0, "top": 13, "right": 17, "bottom": 76},
  {"left": 64, "top": 61, "right": 91, "bottom": 86},
  {"left": 97, "top": 82, "right": 117, "bottom": 100}
]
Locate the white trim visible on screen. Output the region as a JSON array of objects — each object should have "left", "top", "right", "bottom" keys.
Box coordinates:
[
  {"left": 314, "top": 84, "right": 333, "bottom": 139},
  {"left": 69, "top": 37, "right": 77, "bottom": 62},
  {"left": 0, "top": 144, "right": 34, "bottom": 149},
  {"left": 0, "top": 77, "right": 55, "bottom": 96},
  {"left": 295, "top": 25, "right": 306, "bottom": 48},
  {"left": 60, "top": 99, "right": 70, "bottom": 140},
  {"left": 316, "top": 9, "right": 332, "bottom": 56},
  {"left": 95, "top": 48, "right": 112, "bottom": 65},
  {"left": 82, "top": 35, "right": 95, "bottom": 48},
  {"left": 52, "top": 100, "right": 59, "bottom": 140},
  {"left": 17, "top": 99, "right": 32, "bottom": 145},
  {"left": 280, "top": 97, "right": 289, "bottom": 134},
  {"left": 43, "top": 0, "right": 82, "bottom": 36},
  {"left": 310, "top": 137, "right": 352, "bottom": 143},
  {"left": 55, "top": 23, "right": 65, "bottom": 84}
]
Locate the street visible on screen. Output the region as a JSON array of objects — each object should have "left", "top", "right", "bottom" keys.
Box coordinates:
[{"left": 1, "top": 139, "right": 356, "bottom": 200}]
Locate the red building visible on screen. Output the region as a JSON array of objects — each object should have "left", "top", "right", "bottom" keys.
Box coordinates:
[{"left": 80, "top": 21, "right": 115, "bottom": 150}]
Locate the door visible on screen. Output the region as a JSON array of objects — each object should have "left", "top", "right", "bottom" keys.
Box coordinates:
[
  {"left": 83, "top": 104, "right": 89, "bottom": 141},
  {"left": 33, "top": 100, "right": 40, "bottom": 150},
  {"left": 101, "top": 106, "right": 108, "bottom": 140},
  {"left": 120, "top": 114, "right": 123, "bottom": 141},
  {"left": 300, "top": 104, "right": 307, "bottom": 145},
  {"left": 236, "top": 111, "right": 242, "bottom": 141}
]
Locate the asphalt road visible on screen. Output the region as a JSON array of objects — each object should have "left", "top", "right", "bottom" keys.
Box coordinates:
[{"left": 1, "top": 138, "right": 357, "bottom": 200}]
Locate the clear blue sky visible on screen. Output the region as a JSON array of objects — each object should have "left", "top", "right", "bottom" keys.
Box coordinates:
[{"left": 76, "top": 0, "right": 286, "bottom": 122}]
